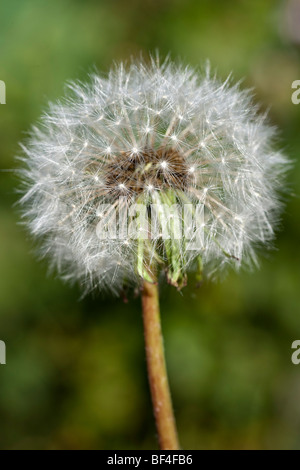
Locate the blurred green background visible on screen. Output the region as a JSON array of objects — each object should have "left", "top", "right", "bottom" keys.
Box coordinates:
[{"left": 0, "top": 0, "right": 300, "bottom": 450}]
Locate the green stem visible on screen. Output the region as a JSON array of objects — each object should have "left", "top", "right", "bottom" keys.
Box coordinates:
[{"left": 141, "top": 280, "right": 180, "bottom": 450}]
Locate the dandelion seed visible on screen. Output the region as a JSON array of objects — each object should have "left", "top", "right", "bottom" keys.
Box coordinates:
[{"left": 19, "top": 58, "right": 288, "bottom": 296}]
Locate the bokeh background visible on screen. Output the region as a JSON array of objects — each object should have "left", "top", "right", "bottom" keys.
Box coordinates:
[{"left": 0, "top": 0, "right": 300, "bottom": 450}]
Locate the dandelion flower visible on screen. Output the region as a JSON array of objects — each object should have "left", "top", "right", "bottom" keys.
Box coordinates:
[
  {"left": 19, "top": 59, "right": 288, "bottom": 295},
  {"left": 18, "top": 57, "right": 288, "bottom": 450}
]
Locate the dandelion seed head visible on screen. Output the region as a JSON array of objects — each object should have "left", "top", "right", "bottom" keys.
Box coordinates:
[{"left": 19, "top": 58, "right": 289, "bottom": 295}]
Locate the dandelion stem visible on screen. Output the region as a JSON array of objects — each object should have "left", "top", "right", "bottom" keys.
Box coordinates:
[{"left": 141, "top": 280, "right": 180, "bottom": 450}]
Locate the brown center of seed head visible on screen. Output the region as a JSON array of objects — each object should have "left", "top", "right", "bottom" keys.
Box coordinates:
[{"left": 104, "top": 147, "right": 190, "bottom": 197}]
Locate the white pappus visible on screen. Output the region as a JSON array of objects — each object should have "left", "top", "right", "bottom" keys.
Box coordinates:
[{"left": 18, "top": 58, "right": 289, "bottom": 295}]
